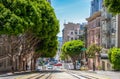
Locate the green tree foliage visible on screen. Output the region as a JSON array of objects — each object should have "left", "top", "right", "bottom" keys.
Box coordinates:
[
  {"left": 60, "top": 51, "right": 69, "bottom": 61},
  {"left": 0, "top": 0, "right": 59, "bottom": 56},
  {"left": 86, "top": 44, "right": 102, "bottom": 58},
  {"left": 108, "top": 47, "right": 120, "bottom": 70},
  {"left": 0, "top": 0, "right": 59, "bottom": 36},
  {"left": 60, "top": 53, "right": 66, "bottom": 60},
  {"left": 0, "top": 0, "right": 59, "bottom": 72},
  {"left": 86, "top": 44, "right": 102, "bottom": 71},
  {"left": 36, "top": 36, "right": 58, "bottom": 58},
  {"left": 62, "top": 40, "right": 84, "bottom": 69},
  {"left": 104, "top": 0, "right": 120, "bottom": 14}
]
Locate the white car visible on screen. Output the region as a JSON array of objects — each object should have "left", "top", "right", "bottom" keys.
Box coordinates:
[{"left": 47, "top": 65, "right": 53, "bottom": 69}]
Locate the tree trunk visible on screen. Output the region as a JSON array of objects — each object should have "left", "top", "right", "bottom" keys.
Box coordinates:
[
  {"left": 93, "top": 58, "right": 95, "bottom": 71},
  {"left": 73, "top": 59, "right": 76, "bottom": 70},
  {"left": 11, "top": 57, "right": 14, "bottom": 73},
  {"left": 19, "top": 55, "right": 22, "bottom": 72},
  {"left": 33, "top": 58, "right": 37, "bottom": 70},
  {"left": 25, "top": 58, "right": 27, "bottom": 71},
  {"left": 31, "top": 58, "right": 33, "bottom": 71},
  {"left": 73, "top": 61, "right": 76, "bottom": 70}
]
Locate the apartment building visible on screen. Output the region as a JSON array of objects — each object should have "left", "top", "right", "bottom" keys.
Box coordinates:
[
  {"left": 100, "top": 5, "right": 120, "bottom": 70},
  {"left": 86, "top": 11, "right": 101, "bottom": 47},
  {"left": 62, "top": 22, "right": 81, "bottom": 44},
  {"left": 86, "top": 11, "right": 101, "bottom": 70}
]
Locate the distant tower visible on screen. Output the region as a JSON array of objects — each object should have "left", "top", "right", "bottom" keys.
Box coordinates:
[
  {"left": 47, "top": 0, "right": 51, "bottom": 4},
  {"left": 90, "top": 0, "right": 103, "bottom": 16}
]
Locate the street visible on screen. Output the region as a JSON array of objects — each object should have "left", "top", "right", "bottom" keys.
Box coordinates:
[
  {"left": 0, "top": 0, "right": 120, "bottom": 79},
  {"left": 0, "top": 70, "right": 120, "bottom": 79}
]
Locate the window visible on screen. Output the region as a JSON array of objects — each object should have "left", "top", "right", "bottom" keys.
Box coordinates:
[
  {"left": 111, "top": 28, "right": 116, "bottom": 33},
  {"left": 71, "top": 37, "right": 73, "bottom": 40},
  {"left": 0, "top": 46, "right": 2, "bottom": 56},
  {"left": 71, "top": 32, "right": 73, "bottom": 35},
  {"left": 0, "top": 61, "right": 3, "bottom": 67},
  {"left": 75, "top": 30, "right": 77, "bottom": 34}
]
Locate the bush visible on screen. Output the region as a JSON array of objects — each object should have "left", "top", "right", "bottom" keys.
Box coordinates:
[
  {"left": 80, "top": 66, "right": 88, "bottom": 71},
  {"left": 108, "top": 47, "right": 120, "bottom": 71}
]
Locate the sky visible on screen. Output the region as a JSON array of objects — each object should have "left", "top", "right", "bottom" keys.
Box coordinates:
[{"left": 51, "top": 0, "right": 91, "bottom": 37}]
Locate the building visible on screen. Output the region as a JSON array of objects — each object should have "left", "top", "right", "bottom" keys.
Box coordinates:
[
  {"left": 47, "top": 0, "right": 51, "bottom": 4},
  {"left": 86, "top": 0, "right": 105, "bottom": 70},
  {"left": 86, "top": 11, "right": 101, "bottom": 47},
  {"left": 112, "top": 15, "right": 120, "bottom": 48},
  {"left": 90, "top": 0, "right": 103, "bottom": 16},
  {"left": 62, "top": 22, "right": 86, "bottom": 69},
  {"left": 80, "top": 23, "right": 86, "bottom": 41},
  {"left": 101, "top": 6, "right": 112, "bottom": 49},
  {"left": 55, "top": 37, "right": 62, "bottom": 60},
  {"left": 62, "top": 22, "right": 82, "bottom": 44},
  {"left": 88, "top": 1, "right": 120, "bottom": 71},
  {"left": 100, "top": 5, "right": 120, "bottom": 70},
  {"left": 86, "top": 11, "right": 101, "bottom": 70}
]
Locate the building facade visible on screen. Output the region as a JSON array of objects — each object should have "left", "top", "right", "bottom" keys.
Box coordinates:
[
  {"left": 86, "top": 11, "right": 101, "bottom": 46},
  {"left": 101, "top": 6, "right": 120, "bottom": 49},
  {"left": 62, "top": 22, "right": 81, "bottom": 44},
  {"left": 90, "top": 0, "right": 103, "bottom": 16},
  {"left": 55, "top": 37, "right": 62, "bottom": 60},
  {"left": 47, "top": 0, "right": 51, "bottom": 4},
  {"left": 100, "top": 5, "right": 120, "bottom": 70},
  {"left": 86, "top": 11, "right": 101, "bottom": 70},
  {"left": 101, "top": 7, "right": 112, "bottom": 49}
]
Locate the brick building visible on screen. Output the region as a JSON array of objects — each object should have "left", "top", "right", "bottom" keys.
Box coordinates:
[
  {"left": 62, "top": 22, "right": 82, "bottom": 44},
  {"left": 86, "top": 11, "right": 101, "bottom": 70}
]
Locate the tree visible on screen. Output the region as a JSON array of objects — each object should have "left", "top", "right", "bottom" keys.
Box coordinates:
[
  {"left": 62, "top": 40, "right": 84, "bottom": 69},
  {"left": 60, "top": 52, "right": 68, "bottom": 61},
  {"left": 0, "top": 0, "right": 59, "bottom": 72},
  {"left": 60, "top": 53, "right": 65, "bottom": 60},
  {"left": 36, "top": 36, "right": 58, "bottom": 58},
  {"left": 86, "top": 44, "right": 102, "bottom": 71},
  {"left": 108, "top": 47, "right": 120, "bottom": 70},
  {"left": 104, "top": 0, "right": 120, "bottom": 14}
]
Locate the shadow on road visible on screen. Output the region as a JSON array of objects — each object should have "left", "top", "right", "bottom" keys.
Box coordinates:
[{"left": 0, "top": 70, "right": 63, "bottom": 77}]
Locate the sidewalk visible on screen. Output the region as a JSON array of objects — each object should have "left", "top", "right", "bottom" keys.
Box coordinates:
[
  {"left": 0, "top": 70, "right": 33, "bottom": 77},
  {"left": 85, "top": 70, "right": 120, "bottom": 79}
]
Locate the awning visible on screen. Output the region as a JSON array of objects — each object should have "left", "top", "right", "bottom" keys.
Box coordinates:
[
  {"left": 100, "top": 53, "right": 108, "bottom": 59},
  {"left": 54, "top": 63, "right": 62, "bottom": 66},
  {"left": 81, "top": 48, "right": 87, "bottom": 51}
]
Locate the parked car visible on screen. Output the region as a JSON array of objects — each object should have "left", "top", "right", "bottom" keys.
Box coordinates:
[{"left": 47, "top": 65, "right": 53, "bottom": 69}]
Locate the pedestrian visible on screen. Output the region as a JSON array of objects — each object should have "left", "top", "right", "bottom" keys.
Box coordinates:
[
  {"left": 12, "top": 66, "right": 14, "bottom": 73},
  {"left": 93, "top": 62, "right": 95, "bottom": 71}
]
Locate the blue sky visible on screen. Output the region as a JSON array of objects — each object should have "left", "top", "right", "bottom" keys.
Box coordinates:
[{"left": 51, "top": 0, "right": 91, "bottom": 37}]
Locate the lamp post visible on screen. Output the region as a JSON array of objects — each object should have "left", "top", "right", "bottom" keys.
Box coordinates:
[{"left": 81, "top": 47, "right": 87, "bottom": 67}]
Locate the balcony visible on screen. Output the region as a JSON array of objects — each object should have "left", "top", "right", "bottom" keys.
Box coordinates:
[
  {"left": 111, "top": 44, "right": 115, "bottom": 48},
  {"left": 101, "top": 14, "right": 111, "bottom": 21},
  {"left": 102, "top": 30, "right": 110, "bottom": 37},
  {"left": 111, "top": 33, "right": 115, "bottom": 36},
  {"left": 102, "top": 30, "right": 107, "bottom": 34}
]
